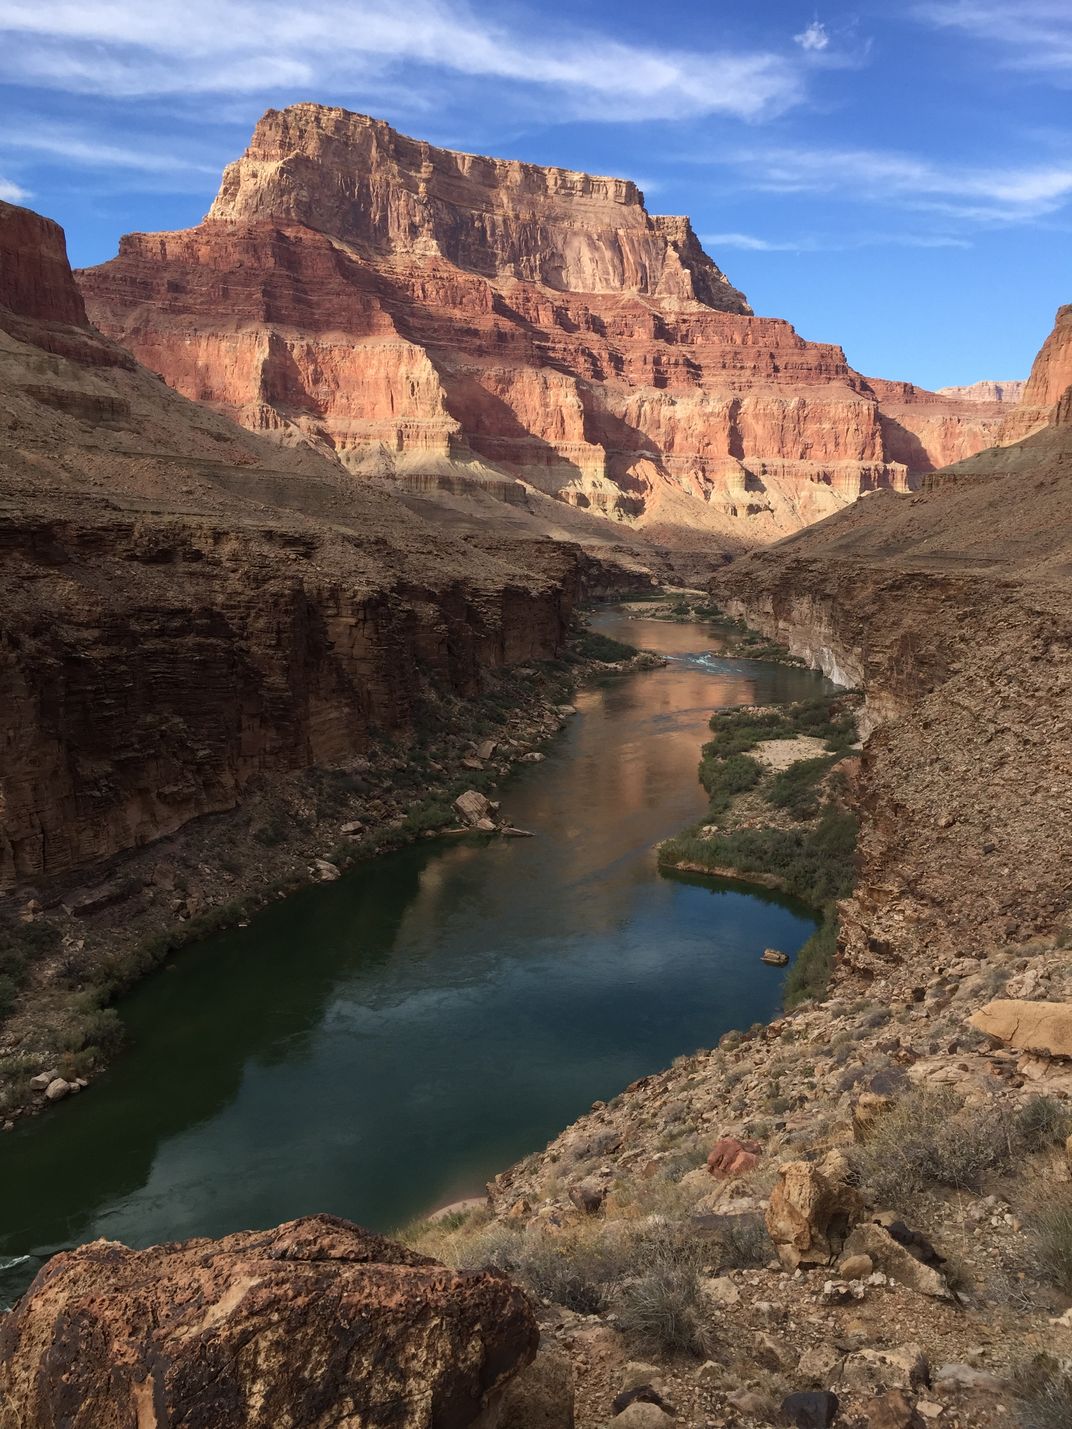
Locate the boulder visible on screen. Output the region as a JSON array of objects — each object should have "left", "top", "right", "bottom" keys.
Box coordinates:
[
  {"left": 611, "top": 1385, "right": 672, "bottom": 1415},
  {"left": 762, "top": 948, "right": 790, "bottom": 966},
  {"left": 0, "top": 1215, "right": 538, "bottom": 1429},
  {"left": 841, "top": 1223, "right": 951, "bottom": 1300},
  {"left": 968, "top": 999, "right": 1072, "bottom": 1058},
  {"left": 707, "top": 1136, "right": 762, "bottom": 1178},
  {"left": 475, "top": 818, "right": 498, "bottom": 833},
  {"left": 44, "top": 1078, "right": 72, "bottom": 1102},
  {"left": 699, "top": 1274, "right": 740, "bottom": 1306},
  {"left": 475, "top": 739, "right": 498, "bottom": 761},
  {"left": 454, "top": 790, "right": 493, "bottom": 826},
  {"left": 479, "top": 1343, "right": 574, "bottom": 1429},
  {"left": 569, "top": 1179, "right": 607, "bottom": 1215},
  {"left": 766, "top": 1161, "right": 861, "bottom": 1270},
  {"left": 726, "top": 1388, "right": 778, "bottom": 1420},
  {"left": 29, "top": 1069, "right": 58, "bottom": 1091},
  {"left": 314, "top": 859, "right": 340, "bottom": 881},
  {"left": 519, "top": 752, "right": 545, "bottom": 764},
  {"left": 840, "top": 1345, "right": 930, "bottom": 1395},
  {"left": 837, "top": 1252, "right": 874, "bottom": 1281},
  {"left": 856, "top": 1391, "right": 926, "bottom": 1429},
  {"left": 608, "top": 1405, "right": 675, "bottom": 1429},
  {"left": 779, "top": 1389, "right": 839, "bottom": 1428}
]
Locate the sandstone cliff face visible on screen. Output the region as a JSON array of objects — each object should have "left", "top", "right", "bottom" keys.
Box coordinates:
[
  {"left": 0, "top": 1215, "right": 539, "bottom": 1429},
  {"left": 995, "top": 305, "right": 1072, "bottom": 446},
  {"left": 78, "top": 105, "right": 1006, "bottom": 553},
  {"left": 0, "top": 199, "right": 610, "bottom": 891},
  {"left": 935, "top": 379, "right": 1025, "bottom": 403}
]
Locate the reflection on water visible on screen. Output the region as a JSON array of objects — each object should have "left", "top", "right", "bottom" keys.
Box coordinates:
[{"left": 0, "top": 612, "right": 833, "bottom": 1303}]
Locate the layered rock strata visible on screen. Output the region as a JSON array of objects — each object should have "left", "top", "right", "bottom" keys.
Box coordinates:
[
  {"left": 0, "top": 199, "right": 626, "bottom": 891},
  {"left": 78, "top": 104, "right": 1008, "bottom": 553}
]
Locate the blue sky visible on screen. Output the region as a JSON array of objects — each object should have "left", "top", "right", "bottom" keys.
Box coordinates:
[{"left": 0, "top": 1, "right": 1068, "bottom": 387}]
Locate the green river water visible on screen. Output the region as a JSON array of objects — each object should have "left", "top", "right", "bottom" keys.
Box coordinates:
[{"left": 0, "top": 611, "right": 834, "bottom": 1303}]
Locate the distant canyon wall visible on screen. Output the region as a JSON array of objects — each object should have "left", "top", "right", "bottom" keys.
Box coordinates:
[{"left": 78, "top": 104, "right": 1010, "bottom": 552}]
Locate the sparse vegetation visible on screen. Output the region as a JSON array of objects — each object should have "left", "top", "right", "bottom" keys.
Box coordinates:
[
  {"left": 851, "top": 1088, "right": 1017, "bottom": 1204},
  {"left": 1017, "top": 1094, "right": 1072, "bottom": 1152},
  {"left": 1020, "top": 1185, "right": 1072, "bottom": 1295},
  {"left": 1014, "top": 1355, "right": 1072, "bottom": 1429}
]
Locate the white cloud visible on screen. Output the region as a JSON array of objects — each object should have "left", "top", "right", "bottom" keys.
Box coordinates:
[
  {"left": 914, "top": 2, "right": 1072, "bottom": 77},
  {"left": 0, "top": 174, "right": 29, "bottom": 201},
  {"left": 0, "top": 1, "right": 807, "bottom": 121},
  {"left": 703, "top": 230, "right": 971, "bottom": 252},
  {"left": 0, "top": 123, "right": 218, "bottom": 173},
  {"left": 794, "top": 21, "right": 830, "bottom": 52},
  {"left": 701, "top": 143, "right": 1072, "bottom": 222}
]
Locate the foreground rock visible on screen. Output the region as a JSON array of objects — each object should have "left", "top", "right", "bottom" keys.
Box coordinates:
[
  {"left": 0, "top": 1215, "right": 540, "bottom": 1428},
  {"left": 969, "top": 999, "right": 1072, "bottom": 1058}
]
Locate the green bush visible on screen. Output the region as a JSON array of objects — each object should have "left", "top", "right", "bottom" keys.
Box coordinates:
[
  {"left": 699, "top": 750, "right": 763, "bottom": 815},
  {"left": 660, "top": 808, "right": 857, "bottom": 908},
  {"left": 572, "top": 630, "right": 638, "bottom": 663},
  {"left": 784, "top": 914, "right": 839, "bottom": 1008},
  {"left": 766, "top": 755, "right": 842, "bottom": 821}
]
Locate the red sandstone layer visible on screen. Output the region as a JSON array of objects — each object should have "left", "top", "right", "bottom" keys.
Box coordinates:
[{"left": 78, "top": 104, "right": 1009, "bottom": 552}]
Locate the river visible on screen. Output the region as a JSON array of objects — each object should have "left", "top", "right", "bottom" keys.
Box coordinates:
[{"left": 0, "top": 610, "right": 833, "bottom": 1303}]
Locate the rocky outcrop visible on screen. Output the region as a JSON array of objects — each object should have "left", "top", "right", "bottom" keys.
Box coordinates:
[
  {"left": 0, "top": 199, "right": 635, "bottom": 891},
  {"left": 77, "top": 105, "right": 1006, "bottom": 554},
  {"left": 996, "top": 305, "right": 1072, "bottom": 444},
  {"left": 935, "top": 380, "right": 1024, "bottom": 403},
  {"left": 0, "top": 1214, "right": 540, "bottom": 1428}
]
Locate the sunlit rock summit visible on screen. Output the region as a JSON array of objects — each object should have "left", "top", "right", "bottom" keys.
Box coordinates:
[{"left": 79, "top": 104, "right": 1010, "bottom": 553}]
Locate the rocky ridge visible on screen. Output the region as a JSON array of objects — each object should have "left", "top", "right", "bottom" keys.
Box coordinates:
[{"left": 78, "top": 104, "right": 1010, "bottom": 556}]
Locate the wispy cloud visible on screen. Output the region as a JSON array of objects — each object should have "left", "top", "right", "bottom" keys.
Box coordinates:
[
  {"left": 914, "top": 1, "right": 1072, "bottom": 77},
  {"left": 0, "top": 174, "right": 29, "bottom": 201},
  {"left": 794, "top": 21, "right": 829, "bottom": 53},
  {"left": 0, "top": 0, "right": 809, "bottom": 122},
  {"left": 697, "top": 143, "right": 1072, "bottom": 223},
  {"left": 702, "top": 230, "right": 971, "bottom": 252},
  {"left": 0, "top": 123, "right": 218, "bottom": 173}
]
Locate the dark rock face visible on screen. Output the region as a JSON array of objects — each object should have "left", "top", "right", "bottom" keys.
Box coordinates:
[
  {"left": 0, "top": 1215, "right": 539, "bottom": 1429},
  {"left": 0, "top": 197, "right": 614, "bottom": 890}
]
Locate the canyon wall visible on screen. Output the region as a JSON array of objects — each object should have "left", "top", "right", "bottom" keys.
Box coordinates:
[
  {"left": 714, "top": 340, "right": 1072, "bottom": 977},
  {"left": 0, "top": 199, "right": 617, "bottom": 891},
  {"left": 78, "top": 104, "right": 1007, "bottom": 555}
]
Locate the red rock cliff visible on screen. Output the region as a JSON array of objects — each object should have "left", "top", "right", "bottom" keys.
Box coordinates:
[{"left": 78, "top": 104, "right": 1007, "bottom": 553}]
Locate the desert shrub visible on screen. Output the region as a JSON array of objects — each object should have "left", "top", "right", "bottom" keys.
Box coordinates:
[
  {"left": 852, "top": 1088, "right": 1016, "bottom": 1205},
  {"left": 572, "top": 631, "right": 637, "bottom": 664},
  {"left": 1017, "top": 1095, "right": 1072, "bottom": 1152},
  {"left": 766, "top": 755, "right": 841, "bottom": 821},
  {"left": 1020, "top": 1186, "right": 1072, "bottom": 1295},
  {"left": 610, "top": 1226, "right": 714, "bottom": 1357},
  {"left": 716, "top": 1212, "right": 770, "bottom": 1269},
  {"left": 1014, "top": 1355, "right": 1072, "bottom": 1429}
]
